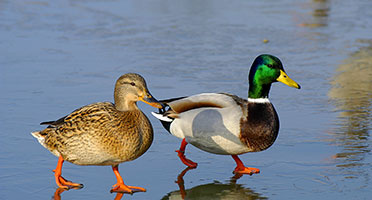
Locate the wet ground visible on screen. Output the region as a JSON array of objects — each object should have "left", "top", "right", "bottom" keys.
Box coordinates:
[{"left": 0, "top": 0, "right": 371, "bottom": 199}]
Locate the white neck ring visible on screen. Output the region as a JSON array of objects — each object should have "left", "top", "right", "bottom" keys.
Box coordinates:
[{"left": 247, "top": 98, "right": 270, "bottom": 103}]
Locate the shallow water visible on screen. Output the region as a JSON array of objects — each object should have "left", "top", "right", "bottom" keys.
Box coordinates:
[{"left": 0, "top": 0, "right": 371, "bottom": 199}]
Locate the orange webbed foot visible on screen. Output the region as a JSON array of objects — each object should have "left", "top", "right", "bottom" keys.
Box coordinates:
[
  {"left": 231, "top": 155, "right": 260, "bottom": 175},
  {"left": 176, "top": 150, "right": 198, "bottom": 168},
  {"left": 110, "top": 183, "right": 146, "bottom": 194},
  {"left": 53, "top": 171, "right": 83, "bottom": 189},
  {"left": 53, "top": 156, "right": 83, "bottom": 189},
  {"left": 233, "top": 166, "right": 260, "bottom": 175},
  {"left": 110, "top": 165, "right": 146, "bottom": 194}
]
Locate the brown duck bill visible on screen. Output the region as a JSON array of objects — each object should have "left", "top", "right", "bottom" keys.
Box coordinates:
[{"left": 139, "top": 92, "right": 163, "bottom": 109}]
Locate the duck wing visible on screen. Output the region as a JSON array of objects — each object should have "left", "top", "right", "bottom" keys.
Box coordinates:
[
  {"left": 152, "top": 93, "right": 246, "bottom": 122},
  {"left": 40, "top": 102, "right": 114, "bottom": 129}
]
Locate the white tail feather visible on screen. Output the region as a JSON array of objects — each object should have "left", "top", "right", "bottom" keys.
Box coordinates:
[
  {"left": 151, "top": 112, "right": 173, "bottom": 122},
  {"left": 31, "top": 131, "right": 47, "bottom": 148}
]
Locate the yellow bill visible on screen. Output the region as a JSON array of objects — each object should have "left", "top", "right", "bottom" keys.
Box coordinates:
[{"left": 276, "top": 70, "right": 301, "bottom": 89}]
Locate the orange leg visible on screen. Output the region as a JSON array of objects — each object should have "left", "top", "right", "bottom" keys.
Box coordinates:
[
  {"left": 53, "top": 156, "right": 83, "bottom": 189},
  {"left": 175, "top": 138, "right": 197, "bottom": 168},
  {"left": 110, "top": 165, "right": 146, "bottom": 194},
  {"left": 231, "top": 155, "right": 260, "bottom": 175}
]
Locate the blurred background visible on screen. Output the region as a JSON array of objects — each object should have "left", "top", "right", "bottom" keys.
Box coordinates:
[{"left": 0, "top": 0, "right": 371, "bottom": 199}]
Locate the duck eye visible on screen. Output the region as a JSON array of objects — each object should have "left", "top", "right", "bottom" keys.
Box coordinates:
[{"left": 130, "top": 82, "right": 136, "bottom": 86}]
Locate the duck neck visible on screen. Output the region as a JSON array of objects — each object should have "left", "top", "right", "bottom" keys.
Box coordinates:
[
  {"left": 248, "top": 82, "right": 272, "bottom": 99},
  {"left": 114, "top": 100, "right": 138, "bottom": 111},
  {"left": 114, "top": 91, "right": 139, "bottom": 111}
]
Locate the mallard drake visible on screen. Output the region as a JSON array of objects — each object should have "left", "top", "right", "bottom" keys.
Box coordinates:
[
  {"left": 32, "top": 73, "right": 162, "bottom": 193},
  {"left": 152, "top": 54, "right": 300, "bottom": 175}
]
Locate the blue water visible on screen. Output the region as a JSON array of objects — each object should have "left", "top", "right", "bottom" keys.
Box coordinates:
[{"left": 0, "top": 0, "right": 371, "bottom": 199}]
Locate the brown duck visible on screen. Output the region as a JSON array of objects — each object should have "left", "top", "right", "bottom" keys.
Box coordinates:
[{"left": 32, "top": 73, "right": 162, "bottom": 193}]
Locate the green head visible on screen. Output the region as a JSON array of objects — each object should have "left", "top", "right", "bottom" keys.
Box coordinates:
[{"left": 248, "top": 54, "right": 301, "bottom": 98}]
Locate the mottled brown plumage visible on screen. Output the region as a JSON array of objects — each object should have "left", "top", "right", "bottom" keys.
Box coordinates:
[
  {"left": 39, "top": 102, "right": 153, "bottom": 166},
  {"left": 32, "top": 73, "right": 162, "bottom": 193}
]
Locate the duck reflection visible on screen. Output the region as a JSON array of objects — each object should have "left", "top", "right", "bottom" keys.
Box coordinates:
[
  {"left": 53, "top": 187, "right": 125, "bottom": 200},
  {"left": 162, "top": 167, "right": 267, "bottom": 200},
  {"left": 328, "top": 40, "right": 372, "bottom": 178},
  {"left": 298, "top": 0, "right": 330, "bottom": 28}
]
